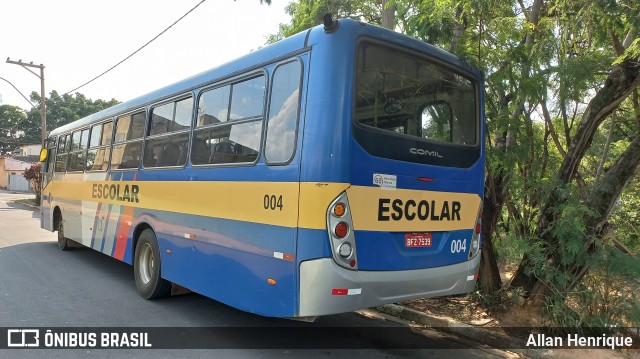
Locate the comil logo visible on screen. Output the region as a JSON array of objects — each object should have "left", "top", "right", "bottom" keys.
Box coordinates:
[
  {"left": 410, "top": 148, "right": 443, "bottom": 158},
  {"left": 7, "top": 329, "right": 40, "bottom": 347}
]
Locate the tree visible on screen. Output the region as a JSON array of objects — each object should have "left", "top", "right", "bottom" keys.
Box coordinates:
[
  {"left": 267, "top": 0, "right": 392, "bottom": 43},
  {"left": 0, "top": 105, "right": 29, "bottom": 154},
  {"left": 26, "top": 91, "right": 119, "bottom": 135},
  {"left": 275, "top": 1, "right": 640, "bottom": 316},
  {"left": 508, "top": 0, "right": 640, "bottom": 308},
  {"left": 23, "top": 163, "right": 42, "bottom": 203}
]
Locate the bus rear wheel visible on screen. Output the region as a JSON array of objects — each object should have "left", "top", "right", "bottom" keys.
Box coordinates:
[
  {"left": 134, "top": 229, "right": 171, "bottom": 299},
  {"left": 57, "top": 218, "right": 72, "bottom": 251}
]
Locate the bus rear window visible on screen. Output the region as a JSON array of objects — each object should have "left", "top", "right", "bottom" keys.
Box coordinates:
[{"left": 354, "top": 42, "right": 479, "bottom": 167}]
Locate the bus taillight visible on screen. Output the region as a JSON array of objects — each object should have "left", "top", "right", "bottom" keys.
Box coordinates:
[
  {"left": 327, "top": 193, "right": 358, "bottom": 270},
  {"left": 333, "top": 203, "right": 346, "bottom": 217},
  {"left": 334, "top": 222, "right": 349, "bottom": 238}
]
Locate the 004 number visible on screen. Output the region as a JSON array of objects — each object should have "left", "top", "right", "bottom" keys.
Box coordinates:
[
  {"left": 450, "top": 239, "right": 467, "bottom": 253},
  {"left": 263, "top": 194, "right": 283, "bottom": 211}
]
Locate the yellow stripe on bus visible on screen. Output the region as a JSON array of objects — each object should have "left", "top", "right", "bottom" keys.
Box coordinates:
[
  {"left": 346, "top": 186, "right": 481, "bottom": 232},
  {"left": 50, "top": 180, "right": 349, "bottom": 230},
  {"left": 49, "top": 180, "right": 480, "bottom": 231}
]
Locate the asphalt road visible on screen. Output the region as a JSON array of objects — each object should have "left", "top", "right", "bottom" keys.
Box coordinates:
[{"left": 0, "top": 190, "right": 517, "bottom": 358}]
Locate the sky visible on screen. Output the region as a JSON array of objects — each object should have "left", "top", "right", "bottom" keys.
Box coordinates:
[{"left": 0, "top": 0, "right": 291, "bottom": 110}]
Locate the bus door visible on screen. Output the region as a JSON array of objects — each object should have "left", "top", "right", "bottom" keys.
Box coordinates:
[
  {"left": 41, "top": 137, "right": 57, "bottom": 231},
  {"left": 259, "top": 58, "right": 306, "bottom": 316}
]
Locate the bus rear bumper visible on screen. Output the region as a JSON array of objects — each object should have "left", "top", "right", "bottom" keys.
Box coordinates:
[{"left": 298, "top": 254, "right": 480, "bottom": 317}]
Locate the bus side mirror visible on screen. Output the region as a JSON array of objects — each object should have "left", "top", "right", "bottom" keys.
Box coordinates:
[{"left": 39, "top": 148, "right": 48, "bottom": 162}]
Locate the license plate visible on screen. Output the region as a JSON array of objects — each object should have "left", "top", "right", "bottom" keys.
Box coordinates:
[{"left": 404, "top": 233, "right": 432, "bottom": 248}]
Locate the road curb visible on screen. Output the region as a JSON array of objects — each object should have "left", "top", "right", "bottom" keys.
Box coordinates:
[{"left": 377, "top": 304, "right": 552, "bottom": 358}]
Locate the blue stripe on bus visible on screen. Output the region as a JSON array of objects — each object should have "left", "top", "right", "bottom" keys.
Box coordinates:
[
  {"left": 296, "top": 228, "right": 332, "bottom": 262},
  {"left": 128, "top": 208, "right": 301, "bottom": 317},
  {"left": 160, "top": 235, "right": 296, "bottom": 317}
]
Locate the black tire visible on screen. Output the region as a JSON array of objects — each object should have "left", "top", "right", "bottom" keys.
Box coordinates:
[
  {"left": 134, "top": 229, "right": 172, "bottom": 299},
  {"left": 57, "top": 218, "right": 72, "bottom": 251}
]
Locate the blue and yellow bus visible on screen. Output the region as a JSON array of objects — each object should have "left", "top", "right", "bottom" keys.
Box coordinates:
[{"left": 40, "top": 16, "right": 485, "bottom": 319}]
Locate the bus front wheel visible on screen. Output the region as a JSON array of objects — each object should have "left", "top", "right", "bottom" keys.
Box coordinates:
[
  {"left": 134, "top": 229, "right": 171, "bottom": 299},
  {"left": 57, "top": 218, "right": 72, "bottom": 251}
]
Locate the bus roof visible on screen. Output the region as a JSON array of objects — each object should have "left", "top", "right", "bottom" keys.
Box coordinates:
[{"left": 49, "top": 28, "right": 310, "bottom": 137}]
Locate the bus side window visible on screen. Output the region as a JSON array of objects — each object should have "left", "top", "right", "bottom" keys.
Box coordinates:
[
  {"left": 86, "top": 121, "right": 113, "bottom": 172},
  {"left": 190, "top": 137, "right": 210, "bottom": 165},
  {"left": 144, "top": 97, "right": 192, "bottom": 168},
  {"left": 265, "top": 61, "right": 302, "bottom": 164},
  {"left": 44, "top": 137, "right": 56, "bottom": 173},
  {"left": 111, "top": 111, "right": 145, "bottom": 170},
  {"left": 68, "top": 129, "right": 89, "bottom": 172},
  {"left": 229, "top": 77, "right": 265, "bottom": 121},
  {"left": 55, "top": 134, "right": 70, "bottom": 172},
  {"left": 192, "top": 75, "right": 264, "bottom": 166}
]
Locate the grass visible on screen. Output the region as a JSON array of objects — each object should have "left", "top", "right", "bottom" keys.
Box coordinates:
[{"left": 15, "top": 198, "right": 39, "bottom": 207}]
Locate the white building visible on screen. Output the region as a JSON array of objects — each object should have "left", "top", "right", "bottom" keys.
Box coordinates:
[{"left": 0, "top": 144, "right": 42, "bottom": 192}]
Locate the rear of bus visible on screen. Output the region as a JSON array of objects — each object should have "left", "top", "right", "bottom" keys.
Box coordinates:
[{"left": 297, "top": 19, "right": 484, "bottom": 317}]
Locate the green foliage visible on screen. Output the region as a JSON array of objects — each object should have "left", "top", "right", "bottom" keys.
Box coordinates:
[
  {"left": 543, "top": 246, "right": 640, "bottom": 331},
  {"left": 275, "top": 0, "right": 640, "bottom": 331},
  {"left": 548, "top": 197, "right": 597, "bottom": 265},
  {"left": 1, "top": 91, "right": 118, "bottom": 153},
  {"left": 610, "top": 176, "right": 640, "bottom": 253},
  {"left": 27, "top": 91, "right": 119, "bottom": 134},
  {"left": 0, "top": 105, "right": 29, "bottom": 154},
  {"left": 267, "top": 0, "right": 385, "bottom": 44}
]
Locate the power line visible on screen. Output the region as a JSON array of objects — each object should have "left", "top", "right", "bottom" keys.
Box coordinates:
[
  {"left": 0, "top": 76, "right": 37, "bottom": 109},
  {"left": 65, "top": 0, "right": 206, "bottom": 95},
  {"left": 0, "top": 76, "right": 38, "bottom": 134}
]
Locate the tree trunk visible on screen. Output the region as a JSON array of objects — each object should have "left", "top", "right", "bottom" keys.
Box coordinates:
[
  {"left": 381, "top": 0, "right": 395, "bottom": 30},
  {"left": 478, "top": 176, "right": 504, "bottom": 292},
  {"left": 476, "top": 89, "right": 514, "bottom": 293}
]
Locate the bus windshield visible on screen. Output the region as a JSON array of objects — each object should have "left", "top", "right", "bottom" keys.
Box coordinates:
[{"left": 354, "top": 41, "right": 478, "bottom": 166}]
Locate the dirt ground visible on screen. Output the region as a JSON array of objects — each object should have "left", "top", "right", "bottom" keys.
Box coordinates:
[{"left": 400, "top": 270, "right": 639, "bottom": 358}]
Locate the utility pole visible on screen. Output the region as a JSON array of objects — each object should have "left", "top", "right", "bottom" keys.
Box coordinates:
[{"left": 6, "top": 58, "right": 46, "bottom": 146}]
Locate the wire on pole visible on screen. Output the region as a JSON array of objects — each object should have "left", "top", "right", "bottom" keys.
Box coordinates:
[{"left": 65, "top": 0, "right": 206, "bottom": 95}]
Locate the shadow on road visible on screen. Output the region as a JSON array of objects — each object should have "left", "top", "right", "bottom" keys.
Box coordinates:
[{"left": 0, "top": 241, "right": 478, "bottom": 351}]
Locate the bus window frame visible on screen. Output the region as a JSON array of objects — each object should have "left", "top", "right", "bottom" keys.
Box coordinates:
[
  {"left": 67, "top": 127, "right": 90, "bottom": 173},
  {"left": 263, "top": 58, "right": 303, "bottom": 166},
  {"left": 110, "top": 108, "right": 147, "bottom": 172},
  {"left": 143, "top": 93, "right": 194, "bottom": 170},
  {"left": 86, "top": 118, "right": 115, "bottom": 173},
  {"left": 419, "top": 100, "right": 455, "bottom": 143},
  {"left": 43, "top": 136, "right": 57, "bottom": 173},
  {"left": 54, "top": 133, "right": 71, "bottom": 173},
  {"left": 352, "top": 37, "right": 482, "bottom": 168},
  {"left": 352, "top": 37, "right": 481, "bottom": 149},
  {"left": 191, "top": 70, "right": 268, "bottom": 168}
]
